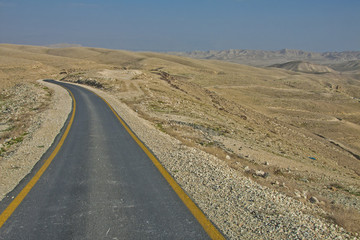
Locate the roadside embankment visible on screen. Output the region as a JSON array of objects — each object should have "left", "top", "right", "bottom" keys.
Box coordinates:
[
  {"left": 75, "top": 83, "right": 353, "bottom": 239},
  {"left": 0, "top": 80, "right": 71, "bottom": 201}
]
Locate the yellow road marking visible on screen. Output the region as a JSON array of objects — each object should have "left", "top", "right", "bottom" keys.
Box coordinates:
[
  {"left": 93, "top": 92, "right": 225, "bottom": 240},
  {"left": 0, "top": 87, "right": 76, "bottom": 228}
]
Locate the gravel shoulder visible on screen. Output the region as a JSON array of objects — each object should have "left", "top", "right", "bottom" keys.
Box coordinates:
[
  {"left": 0, "top": 80, "right": 71, "bottom": 201},
  {"left": 1, "top": 44, "right": 358, "bottom": 238},
  {"left": 74, "top": 82, "right": 354, "bottom": 239},
  {"left": 0, "top": 79, "right": 355, "bottom": 239}
]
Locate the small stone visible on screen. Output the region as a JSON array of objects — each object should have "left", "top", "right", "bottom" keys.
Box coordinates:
[
  {"left": 226, "top": 155, "right": 231, "bottom": 160},
  {"left": 264, "top": 161, "right": 269, "bottom": 166},
  {"left": 244, "top": 166, "right": 251, "bottom": 172},
  {"left": 271, "top": 181, "right": 279, "bottom": 185},
  {"left": 299, "top": 178, "right": 309, "bottom": 183},
  {"left": 294, "top": 189, "right": 302, "bottom": 198},
  {"left": 303, "top": 191, "right": 308, "bottom": 199},
  {"left": 255, "top": 170, "right": 269, "bottom": 178},
  {"left": 309, "top": 196, "right": 319, "bottom": 204}
]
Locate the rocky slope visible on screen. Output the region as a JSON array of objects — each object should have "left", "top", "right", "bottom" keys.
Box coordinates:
[
  {"left": 78, "top": 83, "right": 354, "bottom": 239},
  {"left": 1, "top": 44, "right": 359, "bottom": 237},
  {"left": 331, "top": 60, "right": 360, "bottom": 72},
  {"left": 270, "top": 61, "right": 335, "bottom": 73}
]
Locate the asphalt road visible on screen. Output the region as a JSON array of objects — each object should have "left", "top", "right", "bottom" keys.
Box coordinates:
[{"left": 0, "top": 81, "right": 213, "bottom": 239}]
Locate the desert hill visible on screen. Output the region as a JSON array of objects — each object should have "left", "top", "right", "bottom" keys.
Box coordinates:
[
  {"left": 170, "top": 49, "right": 360, "bottom": 67},
  {"left": 331, "top": 60, "right": 360, "bottom": 72},
  {"left": 46, "top": 43, "right": 83, "bottom": 48},
  {"left": 270, "top": 61, "right": 335, "bottom": 74},
  {"left": 1, "top": 44, "right": 360, "bottom": 234}
]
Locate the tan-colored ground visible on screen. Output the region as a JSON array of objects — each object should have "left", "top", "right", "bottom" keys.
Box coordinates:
[
  {"left": 0, "top": 80, "right": 71, "bottom": 200},
  {"left": 1, "top": 44, "right": 360, "bottom": 235},
  {"left": 270, "top": 61, "right": 335, "bottom": 73}
]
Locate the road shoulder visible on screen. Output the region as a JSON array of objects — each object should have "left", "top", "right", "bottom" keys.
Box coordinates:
[
  {"left": 0, "top": 80, "right": 72, "bottom": 200},
  {"left": 68, "top": 83, "right": 352, "bottom": 239}
]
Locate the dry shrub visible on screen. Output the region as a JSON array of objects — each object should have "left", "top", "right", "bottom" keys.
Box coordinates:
[
  {"left": 303, "top": 192, "right": 360, "bottom": 234},
  {"left": 329, "top": 206, "right": 360, "bottom": 234},
  {"left": 202, "top": 146, "right": 227, "bottom": 160}
]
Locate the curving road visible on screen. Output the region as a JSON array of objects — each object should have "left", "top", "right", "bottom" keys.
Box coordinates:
[{"left": 0, "top": 81, "right": 220, "bottom": 239}]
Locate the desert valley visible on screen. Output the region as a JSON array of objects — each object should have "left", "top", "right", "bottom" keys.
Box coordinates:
[{"left": 1, "top": 44, "right": 360, "bottom": 238}]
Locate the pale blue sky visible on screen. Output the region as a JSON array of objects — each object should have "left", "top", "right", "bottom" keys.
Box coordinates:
[{"left": 0, "top": 0, "right": 359, "bottom": 52}]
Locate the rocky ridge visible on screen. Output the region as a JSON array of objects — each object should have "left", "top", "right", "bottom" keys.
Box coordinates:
[
  {"left": 170, "top": 49, "right": 360, "bottom": 67},
  {"left": 270, "top": 61, "right": 335, "bottom": 73}
]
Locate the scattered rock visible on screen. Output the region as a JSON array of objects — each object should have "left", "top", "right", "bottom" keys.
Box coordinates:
[
  {"left": 309, "top": 196, "right": 319, "bottom": 204},
  {"left": 10, "top": 164, "right": 20, "bottom": 170},
  {"left": 302, "top": 191, "right": 308, "bottom": 199},
  {"left": 255, "top": 170, "right": 269, "bottom": 178},
  {"left": 294, "top": 189, "right": 302, "bottom": 198},
  {"left": 226, "top": 155, "right": 231, "bottom": 160},
  {"left": 54, "top": 81, "right": 354, "bottom": 239},
  {"left": 264, "top": 161, "right": 269, "bottom": 166},
  {"left": 271, "top": 180, "right": 279, "bottom": 185},
  {"left": 0, "top": 81, "right": 71, "bottom": 203},
  {"left": 299, "top": 178, "right": 309, "bottom": 183}
]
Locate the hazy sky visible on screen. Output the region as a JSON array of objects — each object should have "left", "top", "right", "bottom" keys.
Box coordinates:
[{"left": 0, "top": 0, "right": 359, "bottom": 52}]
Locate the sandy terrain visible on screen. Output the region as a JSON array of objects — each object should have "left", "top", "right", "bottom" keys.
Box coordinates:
[{"left": 1, "top": 44, "right": 359, "bottom": 237}]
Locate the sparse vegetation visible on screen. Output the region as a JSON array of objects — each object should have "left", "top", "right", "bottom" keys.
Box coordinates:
[{"left": 1, "top": 43, "right": 359, "bottom": 235}]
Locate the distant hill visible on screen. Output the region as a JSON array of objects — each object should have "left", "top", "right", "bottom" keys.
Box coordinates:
[
  {"left": 330, "top": 60, "right": 360, "bottom": 72},
  {"left": 270, "top": 61, "right": 335, "bottom": 74},
  {"left": 46, "top": 43, "right": 83, "bottom": 48},
  {"left": 169, "top": 49, "right": 360, "bottom": 67}
]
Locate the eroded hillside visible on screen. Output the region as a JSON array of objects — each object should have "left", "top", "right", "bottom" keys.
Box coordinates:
[{"left": 1, "top": 44, "right": 360, "bottom": 233}]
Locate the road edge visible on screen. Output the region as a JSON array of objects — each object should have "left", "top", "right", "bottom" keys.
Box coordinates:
[
  {"left": 61, "top": 81, "right": 226, "bottom": 239},
  {"left": 0, "top": 82, "right": 76, "bottom": 228}
]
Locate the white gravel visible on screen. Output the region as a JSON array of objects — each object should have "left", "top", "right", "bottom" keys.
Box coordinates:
[
  {"left": 80, "top": 83, "right": 355, "bottom": 239},
  {"left": 1, "top": 80, "right": 355, "bottom": 239},
  {"left": 0, "top": 80, "right": 71, "bottom": 200}
]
